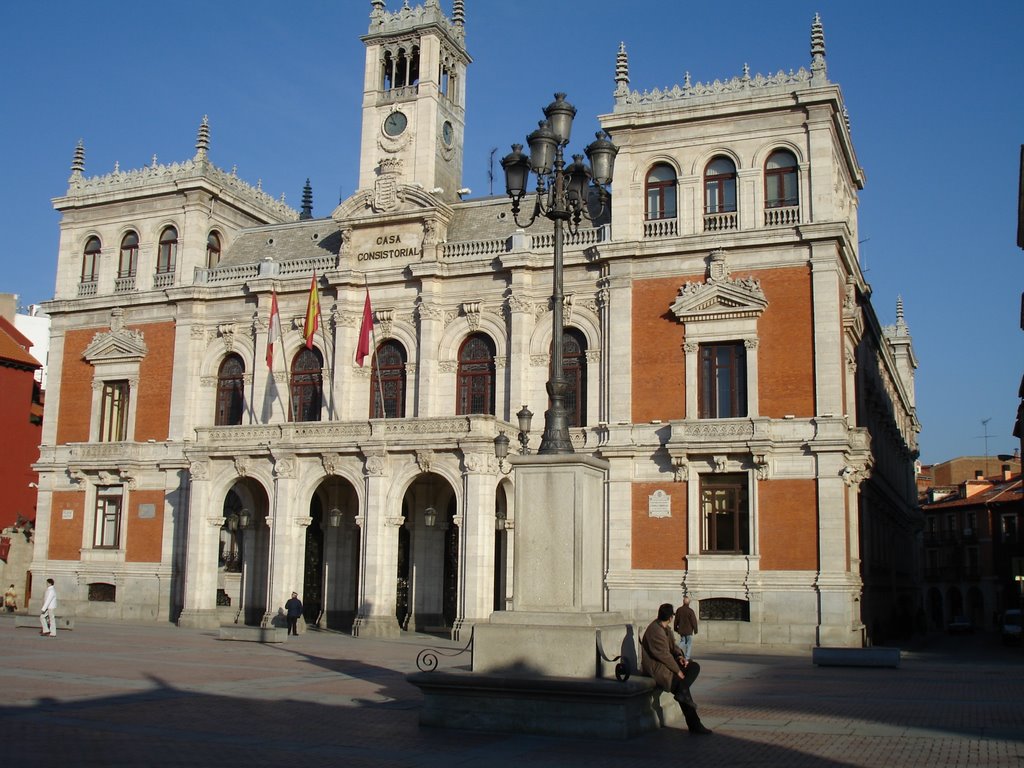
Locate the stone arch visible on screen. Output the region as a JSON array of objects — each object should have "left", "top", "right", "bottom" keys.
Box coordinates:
[{"left": 631, "top": 154, "right": 683, "bottom": 185}]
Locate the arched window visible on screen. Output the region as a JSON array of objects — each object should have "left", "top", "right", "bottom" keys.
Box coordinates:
[
  {"left": 644, "top": 164, "right": 677, "bottom": 220},
  {"left": 82, "top": 236, "right": 101, "bottom": 282},
  {"left": 456, "top": 334, "right": 496, "bottom": 416},
  {"left": 290, "top": 347, "right": 323, "bottom": 422},
  {"left": 550, "top": 329, "right": 587, "bottom": 427},
  {"left": 215, "top": 354, "right": 245, "bottom": 426},
  {"left": 118, "top": 232, "right": 139, "bottom": 278},
  {"left": 206, "top": 231, "right": 222, "bottom": 269},
  {"left": 370, "top": 340, "right": 407, "bottom": 418},
  {"left": 765, "top": 149, "right": 799, "bottom": 208},
  {"left": 704, "top": 157, "right": 737, "bottom": 214},
  {"left": 157, "top": 226, "right": 178, "bottom": 274}
]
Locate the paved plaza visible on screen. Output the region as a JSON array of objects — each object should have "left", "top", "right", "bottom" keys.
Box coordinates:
[{"left": 1, "top": 615, "right": 1022, "bottom": 767}]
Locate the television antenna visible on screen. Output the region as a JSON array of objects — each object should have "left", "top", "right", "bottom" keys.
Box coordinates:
[{"left": 978, "top": 417, "right": 992, "bottom": 470}]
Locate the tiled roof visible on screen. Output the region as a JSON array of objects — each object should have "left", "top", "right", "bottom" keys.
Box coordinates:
[{"left": 0, "top": 323, "right": 41, "bottom": 369}]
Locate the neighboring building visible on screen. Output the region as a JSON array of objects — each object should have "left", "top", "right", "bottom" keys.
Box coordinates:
[
  {"left": 31, "top": 3, "right": 920, "bottom": 648},
  {"left": 922, "top": 454, "right": 1021, "bottom": 488},
  {"left": 0, "top": 311, "right": 43, "bottom": 529},
  {"left": 14, "top": 303, "right": 51, "bottom": 391},
  {"left": 920, "top": 464, "right": 1023, "bottom": 630}
]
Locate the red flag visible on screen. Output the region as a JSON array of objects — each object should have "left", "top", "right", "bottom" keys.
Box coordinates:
[
  {"left": 303, "top": 272, "right": 320, "bottom": 349},
  {"left": 266, "top": 291, "right": 282, "bottom": 369},
  {"left": 356, "top": 288, "right": 373, "bottom": 367}
]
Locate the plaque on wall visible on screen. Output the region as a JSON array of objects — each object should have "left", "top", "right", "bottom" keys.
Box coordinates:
[
  {"left": 648, "top": 490, "right": 671, "bottom": 518},
  {"left": 138, "top": 504, "right": 156, "bottom": 519},
  {"left": 61, "top": 509, "right": 74, "bottom": 520}
]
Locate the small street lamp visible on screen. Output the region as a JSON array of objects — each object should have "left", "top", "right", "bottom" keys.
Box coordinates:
[{"left": 502, "top": 94, "right": 617, "bottom": 454}]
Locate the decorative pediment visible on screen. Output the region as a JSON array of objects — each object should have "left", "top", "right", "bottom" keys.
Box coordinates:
[
  {"left": 669, "top": 249, "right": 767, "bottom": 323},
  {"left": 82, "top": 309, "right": 147, "bottom": 364}
]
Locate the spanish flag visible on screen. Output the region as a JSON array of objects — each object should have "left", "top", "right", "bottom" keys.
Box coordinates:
[{"left": 303, "top": 272, "right": 320, "bottom": 349}]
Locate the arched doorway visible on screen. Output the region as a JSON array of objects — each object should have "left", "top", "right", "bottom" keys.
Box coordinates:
[
  {"left": 218, "top": 479, "right": 270, "bottom": 626},
  {"left": 397, "top": 473, "right": 459, "bottom": 634},
  {"left": 306, "top": 477, "right": 361, "bottom": 631}
]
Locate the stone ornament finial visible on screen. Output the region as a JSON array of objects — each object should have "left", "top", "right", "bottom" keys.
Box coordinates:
[
  {"left": 811, "top": 13, "right": 827, "bottom": 78},
  {"left": 195, "top": 115, "right": 210, "bottom": 160},
  {"left": 614, "top": 42, "right": 630, "bottom": 100},
  {"left": 452, "top": 0, "right": 464, "bottom": 26},
  {"left": 300, "top": 178, "right": 313, "bottom": 220}
]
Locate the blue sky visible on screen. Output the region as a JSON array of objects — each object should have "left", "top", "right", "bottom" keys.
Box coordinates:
[{"left": 1, "top": 1, "right": 1021, "bottom": 464}]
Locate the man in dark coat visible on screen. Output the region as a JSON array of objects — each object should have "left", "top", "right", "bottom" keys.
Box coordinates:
[
  {"left": 673, "top": 596, "right": 698, "bottom": 660},
  {"left": 641, "top": 602, "right": 712, "bottom": 735},
  {"left": 284, "top": 592, "right": 303, "bottom": 636}
]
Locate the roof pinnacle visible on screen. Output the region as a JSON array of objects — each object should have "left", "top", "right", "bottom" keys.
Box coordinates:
[
  {"left": 614, "top": 42, "right": 630, "bottom": 101},
  {"left": 811, "top": 13, "right": 827, "bottom": 79},
  {"left": 70, "top": 139, "right": 85, "bottom": 176},
  {"left": 452, "top": 0, "right": 465, "bottom": 26},
  {"left": 300, "top": 178, "right": 314, "bottom": 220},
  {"left": 195, "top": 115, "right": 210, "bottom": 161}
]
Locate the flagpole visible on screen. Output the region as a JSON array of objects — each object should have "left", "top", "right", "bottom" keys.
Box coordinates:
[
  {"left": 364, "top": 276, "right": 388, "bottom": 419},
  {"left": 315, "top": 276, "right": 335, "bottom": 421}
]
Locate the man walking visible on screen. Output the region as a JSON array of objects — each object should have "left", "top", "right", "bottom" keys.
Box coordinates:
[
  {"left": 641, "top": 602, "right": 712, "bottom": 735},
  {"left": 673, "top": 596, "right": 698, "bottom": 660},
  {"left": 39, "top": 578, "right": 58, "bottom": 637}
]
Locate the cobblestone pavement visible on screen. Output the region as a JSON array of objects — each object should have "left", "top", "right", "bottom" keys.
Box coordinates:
[{"left": 1, "top": 616, "right": 1022, "bottom": 767}]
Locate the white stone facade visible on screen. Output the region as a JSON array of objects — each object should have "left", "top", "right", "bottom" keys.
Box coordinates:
[{"left": 30, "top": 4, "right": 920, "bottom": 648}]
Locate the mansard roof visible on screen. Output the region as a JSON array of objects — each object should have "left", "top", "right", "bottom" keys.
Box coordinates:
[{"left": 219, "top": 219, "right": 343, "bottom": 269}]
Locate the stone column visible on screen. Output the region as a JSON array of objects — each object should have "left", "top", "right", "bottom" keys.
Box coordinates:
[
  {"left": 265, "top": 455, "right": 306, "bottom": 623},
  {"left": 176, "top": 460, "right": 222, "bottom": 629},
  {"left": 352, "top": 452, "right": 401, "bottom": 637},
  {"left": 454, "top": 451, "right": 498, "bottom": 639}
]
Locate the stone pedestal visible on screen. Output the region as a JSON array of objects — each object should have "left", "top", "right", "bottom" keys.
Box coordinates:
[{"left": 408, "top": 453, "right": 669, "bottom": 738}]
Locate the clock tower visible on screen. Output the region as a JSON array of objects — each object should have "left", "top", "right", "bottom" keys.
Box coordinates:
[{"left": 358, "top": 0, "right": 470, "bottom": 205}]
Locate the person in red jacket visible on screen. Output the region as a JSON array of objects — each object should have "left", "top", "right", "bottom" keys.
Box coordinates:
[{"left": 641, "top": 602, "right": 712, "bottom": 735}]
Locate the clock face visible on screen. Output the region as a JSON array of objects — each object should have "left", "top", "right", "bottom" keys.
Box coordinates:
[
  {"left": 383, "top": 111, "right": 408, "bottom": 137},
  {"left": 442, "top": 120, "right": 454, "bottom": 147}
]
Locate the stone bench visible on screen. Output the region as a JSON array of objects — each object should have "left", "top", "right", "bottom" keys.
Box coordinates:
[
  {"left": 812, "top": 646, "right": 900, "bottom": 668},
  {"left": 217, "top": 625, "right": 287, "bottom": 643},
  {"left": 15, "top": 615, "right": 75, "bottom": 631}
]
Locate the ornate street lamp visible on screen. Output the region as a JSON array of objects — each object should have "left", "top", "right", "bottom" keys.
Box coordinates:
[{"left": 502, "top": 94, "right": 617, "bottom": 454}]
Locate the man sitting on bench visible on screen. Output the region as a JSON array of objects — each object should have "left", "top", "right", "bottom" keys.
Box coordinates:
[{"left": 640, "top": 602, "right": 712, "bottom": 735}]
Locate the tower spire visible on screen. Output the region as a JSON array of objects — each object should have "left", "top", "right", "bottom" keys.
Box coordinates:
[
  {"left": 195, "top": 115, "right": 210, "bottom": 161},
  {"left": 614, "top": 42, "right": 630, "bottom": 102},
  {"left": 300, "top": 178, "right": 314, "bottom": 220},
  {"left": 810, "top": 13, "right": 827, "bottom": 80},
  {"left": 452, "top": 0, "right": 465, "bottom": 27}
]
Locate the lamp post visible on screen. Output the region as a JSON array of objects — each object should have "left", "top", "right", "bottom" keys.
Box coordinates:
[{"left": 501, "top": 94, "right": 617, "bottom": 454}]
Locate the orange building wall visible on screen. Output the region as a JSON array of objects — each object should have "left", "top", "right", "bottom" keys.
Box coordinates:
[
  {"left": 631, "top": 482, "right": 688, "bottom": 569},
  {"left": 631, "top": 267, "right": 815, "bottom": 423},
  {"left": 57, "top": 329, "right": 96, "bottom": 444},
  {"left": 632, "top": 278, "right": 687, "bottom": 422},
  {"left": 755, "top": 269, "right": 815, "bottom": 418},
  {"left": 56, "top": 322, "right": 176, "bottom": 445},
  {"left": 126, "top": 490, "right": 165, "bottom": 563},
  {"left": 48, "top": 491, "right": 85, "bottom": 560},
  {"left": 757, "top": 479, "right": 819, "bottom": 570}
]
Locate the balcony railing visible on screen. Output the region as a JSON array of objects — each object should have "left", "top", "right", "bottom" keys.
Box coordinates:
[
  {"left": 114, "top": 275, "right": 136, "bottom": 293},
  {"left": 703, "top": 211, "right": 738, "bottom": 232},
  {"left": 764, "top": 205, "right": 800, "bottom": 227},
  {"left": 77, "top": 280, "right": 98, "bottom": 297},
  {"left": 643, "top": 217, "right": 679, "bottom": 239},
  {"left": 153, "top": 271, "right": 175, "bottom": 288}
]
